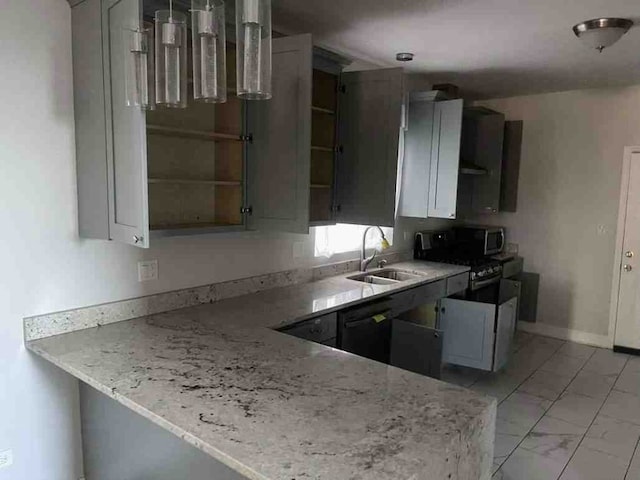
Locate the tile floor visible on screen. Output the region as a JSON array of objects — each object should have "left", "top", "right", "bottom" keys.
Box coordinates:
[{"left": 442, "top": 331, "right": 640, "bottom": 480}]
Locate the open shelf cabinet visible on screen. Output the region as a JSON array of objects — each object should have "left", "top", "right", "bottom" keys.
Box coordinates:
[{"left": 310, "top": 68, "right": 338, "bottom": 225}]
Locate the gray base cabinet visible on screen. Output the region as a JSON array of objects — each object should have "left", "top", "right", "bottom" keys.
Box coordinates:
[
  {"left": 439, "top": 293, "right": 517, "bottom": 372},
  {"left": 390, "top": 320, "right": 443, "bottom": 379}
]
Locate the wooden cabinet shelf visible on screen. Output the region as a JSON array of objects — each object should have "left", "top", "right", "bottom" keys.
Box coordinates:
[
  {"left": 311, "top": 184, "right": 332, "bottom": 189},
  {"left": 147, "top": 125, "right": 244, "bottom": 143},
  {"left": 148, "top": 178, "right": 241, "bottom": 186},
  {"left": 312, "top": 106, "right": 335, "bottom": 115}
]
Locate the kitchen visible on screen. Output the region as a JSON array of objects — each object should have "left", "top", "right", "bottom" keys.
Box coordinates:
[{"left": 4, "top": 1, "right": 640, "bottom": 480}]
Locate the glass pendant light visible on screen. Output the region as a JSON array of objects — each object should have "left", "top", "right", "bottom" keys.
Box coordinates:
[
  {"left": 155, "top": 1, "right": 187, "bottom": 108},
  {"left": 192, "top": 0, "right": 227, "bottom": 103},
  {"left": 124, "top": 26, "right": 154, "bottom": 109},
  {"left": 235, "top": 0, "right": 272, "bottom": 100}
]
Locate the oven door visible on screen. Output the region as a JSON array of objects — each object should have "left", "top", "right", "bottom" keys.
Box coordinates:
[{"left": 485, "top": 228, "right": 505, "bottom": 255}]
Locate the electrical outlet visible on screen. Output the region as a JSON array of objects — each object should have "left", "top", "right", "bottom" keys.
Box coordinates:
[
  {"left": 0, "top": 449, "right": 13, "bottom": 469},
  {"left": 138, "top": 260, "right": 158, "bottom": 282}
]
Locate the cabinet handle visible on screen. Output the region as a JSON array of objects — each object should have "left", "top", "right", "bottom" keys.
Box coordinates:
[
  {"left": 625, "top": 251, "right": 634, "bottom": 258},
  {"left": 441, "top": 307, "right": 446, "bottom": 314},
  {"left": 624, "top": 264, "right": 633, "bottom": 272},
  {"left": 133, "top": 235, "right": 143, "bottom": 244}
]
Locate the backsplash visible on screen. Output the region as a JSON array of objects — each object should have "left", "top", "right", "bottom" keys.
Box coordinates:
[{"left": 23, "top": 250, "right": 410, "bottom": 342}]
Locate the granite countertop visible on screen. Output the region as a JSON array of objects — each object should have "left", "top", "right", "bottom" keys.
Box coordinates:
[{"left": 27, "top": 261, "right": 496, "bottom": 480}]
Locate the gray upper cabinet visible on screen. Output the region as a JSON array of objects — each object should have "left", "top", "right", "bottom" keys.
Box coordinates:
[
  {"left": 335, "top": 68, "right": 404, "bottom": 227},
  {"left": 462, "top": 107, "right": 505, "bottom": 214},
  {"left": 102, "top": 0, "right": 149, "bottom": 248},
  {"left": 248, "top": 34, "right": 312, "bottom": 234},
  {"left": 398, "top": 96, "right": 463, "bottom": 220},
  {"left": 428, "top": 99, "right": 463, "bottom": 219},
  {"left": 499, "top": 120, "right": 524, "bottom": 212}
]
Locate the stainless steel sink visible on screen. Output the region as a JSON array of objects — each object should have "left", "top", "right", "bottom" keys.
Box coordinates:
[{"left": 348, "top": 268, "right": 422, "bottom": 285}]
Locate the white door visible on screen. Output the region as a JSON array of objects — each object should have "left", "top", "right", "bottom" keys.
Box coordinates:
[{"left": 614, "top": 150, "right": 640, "bottom": 350}]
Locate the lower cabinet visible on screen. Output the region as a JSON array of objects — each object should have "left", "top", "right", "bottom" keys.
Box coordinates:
[
  {"left": 439, "top": 295, "right": 517, "bottom": 372},
  {"left": 390, "top": 319, "right": 443, "bottom": 379}
]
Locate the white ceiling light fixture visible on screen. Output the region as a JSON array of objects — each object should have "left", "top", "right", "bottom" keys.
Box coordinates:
[{"left": 573, "top": 18, "right": 634, "bottom": 53}]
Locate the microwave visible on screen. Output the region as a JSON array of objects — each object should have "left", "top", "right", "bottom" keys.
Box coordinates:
[{"left": 454, "top": 226, "right": 505, "bottom": 256}]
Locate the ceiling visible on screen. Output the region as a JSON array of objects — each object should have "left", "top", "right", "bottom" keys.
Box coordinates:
[{"left": 272, "top": 0, "right": 640, "bottom": 99}]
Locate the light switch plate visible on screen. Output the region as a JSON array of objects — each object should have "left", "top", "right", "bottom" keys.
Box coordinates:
[
  {"left": 138, "top": 260, "right": 158, "bottom": 282},
  {"left": 0, "top": 449, "right": 13, "bottom": 469}
]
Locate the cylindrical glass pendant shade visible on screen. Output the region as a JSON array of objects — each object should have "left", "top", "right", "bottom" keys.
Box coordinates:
[
  {"left": 192, "top": 0, "right": 226, "bottom": 103},
  {"left": 124, "top": 27, "right": 155, "bottom": 109},
  {"left": 155, "top": 10, "right": 187, "bottom": 108},
  {"left": 235, "top": 0, "right": 272, "bottom": 100}
]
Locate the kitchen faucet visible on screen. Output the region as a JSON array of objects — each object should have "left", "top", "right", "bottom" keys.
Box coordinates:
[{"left": 360, "top": 226, "right": 390, "bottom": 271}]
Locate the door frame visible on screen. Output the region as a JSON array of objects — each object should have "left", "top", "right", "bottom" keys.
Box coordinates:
[{"left": 609, "top": 146, "right": 640, "bottom": 350}]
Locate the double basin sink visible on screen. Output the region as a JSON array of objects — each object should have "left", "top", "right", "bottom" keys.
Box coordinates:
[{"left": 348, "top": 268, "right": 423, "bottom": 285}]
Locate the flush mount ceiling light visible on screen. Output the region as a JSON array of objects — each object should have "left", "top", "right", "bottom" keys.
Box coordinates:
[
  {"left": 396, "top": 52, "right": 414, "bottom": 62},
  {"left": 572, "top": 18, "right": 634, "bottom": 53}
]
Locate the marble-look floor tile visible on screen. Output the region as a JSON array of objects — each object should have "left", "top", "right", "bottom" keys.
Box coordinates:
[
  {"left": 530, "top": 335, "right": 566, "bottom": 351},
  {"left": 532, "top": 415, "right": 588, "bottom": 436},
  {"left": 559, "top": 444, "right": 629, "bottom": 480},
  {"left": 582, "top": 349, "right": 629, "bottom": 376},
  {"left": 495, "top": 445, "right": 569, "bottom": 480},
  {"left": 581, "top": 414, "right": 640, "bottom": 461},
  {"left": 624, "top": 355, "right": 640, "bottom": 373},
  {"left": 546, "top": 392, "right": 604, "bottom": 428},
  {"left": 614, "top": 368, "right": 640, "bottom": 397},
  {"left": 564, "top": 370, "right": 617, "bottom": 400},
  {"left": 539, "top": 353, "right": 587, "bottom": 378},
  {"left": 441, "top": 364, "right": 483, "bottom": 388},
  {"left": 512, "top": 331, "right": 534, "bottom": 353},
  {"left": 601, "top": 390, "right": 640, "bottom": 426},
  {"left": 626, "top": 442, "right": 640, "bottom": 479},
  {"left": 472, "top": 374, "right": 523, "bottom": 403},
  {"left": 494, "top": 416, "right": 527, "bottom": 461},
  {"left": 556, "top": 342, "right": 597, "bottom": 360},
  {"left": 517, "top": 369, "right": 574, "bottom": 401},
  {"left": 497, "top": 392, "right": 552, "bottom": 434}
]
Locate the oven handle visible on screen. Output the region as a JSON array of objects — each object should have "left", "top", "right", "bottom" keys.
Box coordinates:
[{"left": 471, "top": 275, "right": 501, "bottom": 291}]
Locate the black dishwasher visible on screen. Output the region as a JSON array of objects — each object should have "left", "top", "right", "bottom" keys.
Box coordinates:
[{"left": 338, "top": 297, "right": 395, "bottom": 363}]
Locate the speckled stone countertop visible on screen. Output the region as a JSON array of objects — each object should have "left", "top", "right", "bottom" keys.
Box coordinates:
[{"left": 27, "top": 261, "right": 496, "bottom": 480}]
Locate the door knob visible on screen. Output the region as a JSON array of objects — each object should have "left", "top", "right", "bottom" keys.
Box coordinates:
[
  {"left": 626, "top": 251, "right": 634, "bottom": 258},
  {"left": 624, "top": 264, "right": 633, "bottom": 272}
]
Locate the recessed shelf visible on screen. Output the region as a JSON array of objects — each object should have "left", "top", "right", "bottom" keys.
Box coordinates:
[
  {"left": 147, "top": 125, "right": 243, "bottom": 143},
  {"left": 311, "top": 145, "right": 334, "bottom": 153},
  {"left": 312, "top": 106, "right": 335, "bottom": 115},
  {"left": 148, "top": 178, "right": 241, "bottom": 186}
]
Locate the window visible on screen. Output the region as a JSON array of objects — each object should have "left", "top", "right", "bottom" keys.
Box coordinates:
[{"left": 314, "top": 224, "right": 393, "bottom": 258}]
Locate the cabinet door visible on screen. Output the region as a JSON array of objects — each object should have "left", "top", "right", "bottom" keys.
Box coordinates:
[
  {"left": 398, "top": 99, "right": 435, "bottom": 218},
  {"left": 500, "top": 121, "right": 523, "bottom": 212},
  {"left": 467, "top": 110, "right": 505, "bottom": 214},
  {"left": 247, "top": 34, "right": 312, "bottom": 233},
  {"left": 390, "top": 319, "right": 443, "bottom": 379},
  {"left": 493, "top": 297, "right": 517, "bottom": 371},
  {"left": 427, "top": 99, "right": 463, "bottom": 219},
  {"left": 102, "top": 0, "right": 149, "bottom": 248},
  {"left": 439, "top": 298, "right": 496, "bottom": 371},
  {"left": 335, "top": 68, "right": 403, "bottom": 227}
]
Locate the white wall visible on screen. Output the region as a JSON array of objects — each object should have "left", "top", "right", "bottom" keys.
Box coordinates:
[
  {"left": 0, "top": 2, "right": 435, "bottom": 479},
  {"left": 469, "top": 86, "right": 640, "bottom": 339}
]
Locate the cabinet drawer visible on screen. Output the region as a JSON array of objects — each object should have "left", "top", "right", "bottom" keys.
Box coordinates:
[
  {"left": 279, "top": 312, "right": 337, "bottom": 343},
  {"left": 446, "top": 273, "right": 469, "bottom": 296},
  {"left": 393, "top": 280, "right": 446, "bottom": 312}
]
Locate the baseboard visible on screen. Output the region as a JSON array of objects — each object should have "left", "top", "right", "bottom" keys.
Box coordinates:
[
  {"left": 613, "top": 345, "right": 640, "bottom": 356},
  {"left": 517, "top": 321, "right": 613, "bottom": 349}
]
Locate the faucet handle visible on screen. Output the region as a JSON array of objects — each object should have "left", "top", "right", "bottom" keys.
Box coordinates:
[{"left": 377, "top": 259, "right": 388, "bottom": 269}]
